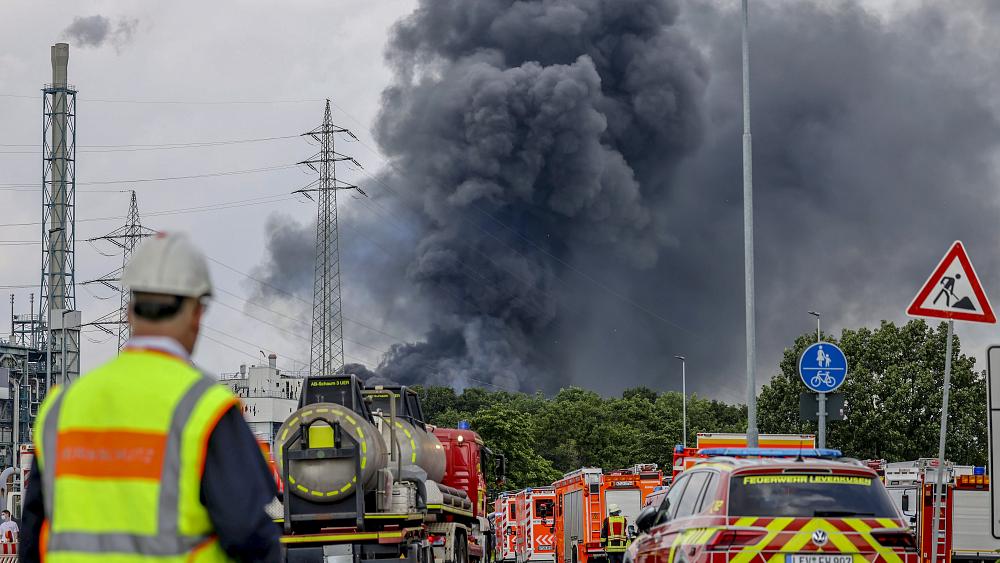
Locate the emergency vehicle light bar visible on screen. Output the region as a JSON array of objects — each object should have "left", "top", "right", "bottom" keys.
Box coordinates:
[{"left": 699, "top": 447, "right": 842, "bottom": 458}]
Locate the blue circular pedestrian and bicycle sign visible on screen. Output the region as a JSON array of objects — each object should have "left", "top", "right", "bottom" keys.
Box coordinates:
[{"left": 798, "top": 342, "right": 849, "bottom": 393}]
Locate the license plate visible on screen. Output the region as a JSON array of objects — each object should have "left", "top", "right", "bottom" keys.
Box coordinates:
[
  {"left": 785, "top": 556, "right": 852, "bottom": 563},
  {"left": 537, "top": 546, "right": 553, "bottom": 551}
]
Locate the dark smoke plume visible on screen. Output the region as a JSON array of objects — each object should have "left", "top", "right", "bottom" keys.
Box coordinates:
[
  {"left": 63, "top": 15, "right": 138, "bottom": 50},
  {"left": 370, "top": 0, "right": 708, "bottom": 391},
  {"left": 253, "top": 0, "right": 1000, "bottom": 399}
]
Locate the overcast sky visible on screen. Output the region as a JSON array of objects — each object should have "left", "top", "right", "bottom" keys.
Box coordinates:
[
  {"left": 0, "top": 0, "right": 416, "bottom": 376},
  {"left": 3, "top": 0, "right": 1000, "bottom": 405}
]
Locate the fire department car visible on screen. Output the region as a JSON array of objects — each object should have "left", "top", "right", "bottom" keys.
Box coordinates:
[{"left": 630, "top": 451, "right": 916, "bottom": 563}]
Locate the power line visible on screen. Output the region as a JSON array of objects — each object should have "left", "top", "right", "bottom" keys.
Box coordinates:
[
  {"left": 204, "top": 256, "right": 407, "bottom": 343},
  {"left": 200, "top": 324, "right": 376, "bottom": 371},
  {"left": 0, "top": 193, "right": 295, "bottom": 229},
  {"left": 209, "top": 296, "right": 391, "bottom": 358},
  {"left": 0, "top": 163, "right": 298, "bottom": 190},
  {"left": 0, "top": 92, "right": 325, "bottom": 105},
  {"left": 0, "top": 134, "right": 300, "bottom": 154}
]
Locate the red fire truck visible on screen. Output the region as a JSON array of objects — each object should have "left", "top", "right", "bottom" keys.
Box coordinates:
[
  {"left": 885, "top": 461, "right": 1000, "bottom": 563},
  {"left": 552, "top": 465, "right": 662, "bottom": 563},
  {"left": 671, "top": 433, "right": 816, "bottom": 478},
  {"left": 514, "top": 487, "right": 556, "bottom": 563},
  {"left": 495, "top": 492, "right": 518, "bottom": 562}
]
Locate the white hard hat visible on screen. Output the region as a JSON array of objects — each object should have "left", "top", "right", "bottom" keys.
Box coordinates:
[
  {"left": 609, "top": 504, "right": 621, "bottom": 514},
  {"left": 123, "top": 232, "right": 212, "bottom": 298}
]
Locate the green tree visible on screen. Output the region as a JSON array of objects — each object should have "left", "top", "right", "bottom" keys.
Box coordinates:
[
  {"left": 470, "top": 403, "right": 562, "bottom": 488},
  {"left": 758, "top": 320, "right": 987, "bottom": 465}
]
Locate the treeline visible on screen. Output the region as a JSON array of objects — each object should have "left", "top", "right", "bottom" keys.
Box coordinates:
[
  {"left": 416, "top": 320, "right": 988, "bottom": 489},
  {"left": 418, "top": 386, "right": 746, "bottom": 489}
]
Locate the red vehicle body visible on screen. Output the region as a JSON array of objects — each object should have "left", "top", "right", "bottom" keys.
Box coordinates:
[
  {"left": 495, "top": 493, "right": 519, "bottom": 562},
  {"left": 672, "top": 434, "right": 816, "bottom": 479},
  {"left": 632, "top": 458, "right": 916, "bottom": 563},
  {"left": 554, "top": 468, "right": 605, "bottom": 563},
  {"left": 515, "top": 487, "right": 556, "bottom": 563},
  {"left": 602, "top": 465, "right": 664, "bottom": 526},
  {"left": 553, "top": 466, "right": 663, "bottom": 563},
  {"left": 435, "top": 427, "right": 491, "bottom": 521}
]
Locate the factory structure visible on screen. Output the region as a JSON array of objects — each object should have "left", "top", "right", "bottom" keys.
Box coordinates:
[
  {"left": 0, "top": 43, "right": 80, "bottom": 468},
  {"left": 0, "top": 43, "right": 362, "bottom": 466},
  {"left": 219, "top": 354, "right": 305, "bottom": 445}
]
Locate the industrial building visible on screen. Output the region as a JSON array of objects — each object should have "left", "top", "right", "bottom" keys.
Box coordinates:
[{"left": 219, "top": 354, "right": 305, "bottom": 446}]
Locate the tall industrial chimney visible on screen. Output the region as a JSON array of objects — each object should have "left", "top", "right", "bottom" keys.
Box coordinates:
[
  {"left": 40, "top": 42, "right": 80, "bottom": 389},
  {"left": 48, "top": 43, "right": 69, "bottom": 312}
]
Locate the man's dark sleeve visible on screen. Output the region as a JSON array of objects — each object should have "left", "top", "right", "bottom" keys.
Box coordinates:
[
  {"left": 201, "top": 406, "right": 281, "bottom": 562},
  {"left": 600, "top": 519, "right": 608, "bottom": 541},
  {"left": 18, "top": 461, "right": 44, "bottom": 563}
]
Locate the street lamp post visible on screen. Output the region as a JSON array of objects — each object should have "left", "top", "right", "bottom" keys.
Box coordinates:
[
  {"left": 674, "top": 355, "right": 687, "bottom": 448},
  {"left": 808, "top": 311, "right": 826, "bottom": 448},
  {"left": 741, "top": 0, "right": 759, "bottom": 448}
]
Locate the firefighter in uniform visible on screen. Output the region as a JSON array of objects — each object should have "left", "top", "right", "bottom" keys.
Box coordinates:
[
  {"left": 19, "top": 233, "right": 281, "bottom": 562},
  {"left": 601, "top": 504, "right": 628, "bottom": 563}
]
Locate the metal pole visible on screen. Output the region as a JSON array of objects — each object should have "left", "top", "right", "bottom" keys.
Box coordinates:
[
  {"left": 46, "top": 317, "right": 52, "bottom": 390},
  {"left": 674, "top": 355, "right": 687, "bottom": 448},
  {"left": 818, "top": 393, "right": 827, "bottom": 450},
  {"left": 930, "top": 319, "right": 954, "bottom": 563},
  {"left": 61, "top": 310, "right": 68, "bottom": 386},
  {"left": 741, "top": 0, "right": 759, "bottom": 448},
  {"left": 810, "top": 311, "right": 826, "bottom": 449}
]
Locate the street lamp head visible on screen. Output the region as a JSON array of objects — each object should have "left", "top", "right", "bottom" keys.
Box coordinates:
[
  {"left": 674, "top": 355, "right": 685, "bottom": 361},
  {"left": 808, "top": 311, "right": 820, "bottom": 318}
]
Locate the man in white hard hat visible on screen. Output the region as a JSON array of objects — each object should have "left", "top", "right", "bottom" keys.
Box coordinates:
[
  {"left": 601, "top": 504, "right": 628, "bottom": 563},
  {"left": 21, "top": 232, "right": 280, "bottom": 563}
]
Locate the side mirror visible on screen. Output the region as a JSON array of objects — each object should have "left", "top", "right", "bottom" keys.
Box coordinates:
[
  {"left": 635, "top": 505, "right": 657, "bottom": 534},
  {"left": 901, "top": 495, "right": 909, "bottom": 513}
]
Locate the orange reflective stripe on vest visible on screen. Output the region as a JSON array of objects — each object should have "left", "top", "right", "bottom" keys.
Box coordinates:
[{"left": 55, "top": 430, "right": 167, "bottom": 480}]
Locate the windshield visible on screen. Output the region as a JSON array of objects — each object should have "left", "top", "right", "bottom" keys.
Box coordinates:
[
  {"left": 728, "top": 473, "right": 899, "bottom": 517},
  {"left": 535, "top": 499, "right": 554, "bottom": 518}
]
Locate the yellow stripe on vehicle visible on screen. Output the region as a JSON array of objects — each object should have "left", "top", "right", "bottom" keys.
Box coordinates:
[
  {"left": 281, "top": 531, "right": 402, "bottom": 544},
  {"left": 764, "top": 519, "right": 858, "bottom": 563},
  {"left": 840, "top": 519, "right": 903, "bottom": 563},
  {"left": 731, "top": 518, "right": 794, "bottom": 563}
]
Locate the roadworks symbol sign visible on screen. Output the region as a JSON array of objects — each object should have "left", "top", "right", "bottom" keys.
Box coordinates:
[{"left": 907, "top": 240, "right": 996, "bottom": 324}]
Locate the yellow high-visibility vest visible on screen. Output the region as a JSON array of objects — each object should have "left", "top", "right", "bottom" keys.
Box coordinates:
[
  {"left": 34, "top": 348, "right": 240, "bottom": 563},
  {"left": 604, "top": 515, "right": 628, "bottom": 553}
]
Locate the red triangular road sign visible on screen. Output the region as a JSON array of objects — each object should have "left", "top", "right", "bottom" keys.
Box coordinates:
[{"left": 907, "top": 241, "right": 996, "bottom": 323}]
